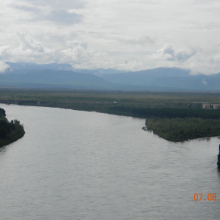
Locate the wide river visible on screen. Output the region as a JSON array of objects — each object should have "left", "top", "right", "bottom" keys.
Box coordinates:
[{"left": 0, "top": 104, "right": 220, "bottom": 220}]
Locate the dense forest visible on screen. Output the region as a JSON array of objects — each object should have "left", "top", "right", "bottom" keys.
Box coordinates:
[
  {"left": 145, "top": 118, "right": 220, "bottom": 142},
  {"left": 0, "top": 107, "right": 25, "bottom": 147},
  {"left": 106, "top": 106, "right": 220, "bottom": 119}
]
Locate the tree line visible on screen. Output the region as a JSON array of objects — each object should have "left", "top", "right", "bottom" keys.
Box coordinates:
[
  {"left": 145, "top": 117, "right": 220, "bottom": 142},
  {"left": 0, "top": 108, "right": 25, "bottom": 147}
]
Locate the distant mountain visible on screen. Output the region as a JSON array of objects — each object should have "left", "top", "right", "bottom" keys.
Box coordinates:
[
  {"left": 73, "top": 68, "right": 129, "bottom": 76},
  {"left": 101, "top": 68, "right": 190, "bottom": 85},
  {"left": 2, "top": 63, "right": 220, "bottom": 91},
  {"left": 0, "top": 69, "right": 118, "bottom": 90},
  {"left": 101, "top": 67, "right": 220, "bottom": 91},
  {"left": 0, "top": 67, "right": 177, "bottom": 91},
  {"left": 6, "top": 62, "right": 127, "bottom": 76},
  {"left": 6, "top": 62, "right": 73, "bottom": 71}
]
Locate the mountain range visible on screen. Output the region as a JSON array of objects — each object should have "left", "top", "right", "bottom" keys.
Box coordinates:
[{"left": 0, "top": 62, "right": 219, "bottom": 91}]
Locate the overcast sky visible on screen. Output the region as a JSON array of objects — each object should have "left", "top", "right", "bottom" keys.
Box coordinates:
[{"left": 0, "top": 0, "right": 220, "bottom": 74}]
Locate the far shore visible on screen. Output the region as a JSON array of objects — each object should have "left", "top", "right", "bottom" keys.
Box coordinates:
[{"left": 1, "top": 89, "right": 220, "bottom": 143}]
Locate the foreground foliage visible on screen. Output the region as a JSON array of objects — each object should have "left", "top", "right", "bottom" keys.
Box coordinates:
[
  {"left": 0, "top": 108, "right": 25, "bottom": 147},
  {"left": 145, "top": 118, "right": 220, "bottom": 142}
]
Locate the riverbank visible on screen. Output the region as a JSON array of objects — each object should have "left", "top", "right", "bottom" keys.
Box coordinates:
[
  {"left": 1, "top": 89, "right": 220, "bottom": 142},
  {"left": 0, "top": 108, "right": 25, "bottom": 148},
  {"left": 3, "top": 101, "right": 220, "bottom": 142}
]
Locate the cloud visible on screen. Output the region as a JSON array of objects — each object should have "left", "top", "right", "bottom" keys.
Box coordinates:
[
  {"left": 117, "top": 36, "right": 155, "bottom": 46},
  {"left": 158, "top": 44, "right": 175, "bottom": 55},
  {"left": 11, "top": 5, "right": 41, "bottom": 13},
  {"left": 152, "top": 44, "right": 220, "bottom": 74},
  {"left": 65, "top": 40, "right": 88, "bottom": 49},
  {"left": 44, "top": 10, "right": 83, "bottom": 25},
  {"left": 0, "top": 46, "right": 10, "bottom": 58},
  {"left": 0, "top": 33, "right": 99, "bottom": 67},
  {"left": 10, "top": 2, "right": 84, "bottom": 25},
  {"left": 61, "top": 46, "right": 89, "bottom": 63},
  {"left": 175, "top": 50, "right": 196, "bottom": 62},
  {"left": 0, "top": 62, "right": 9, "bottom": 73},
  {"left": 17, "top": 33, "right": 45, "bottom": 53},
  {"left": 202, "top": 79, "right": 207, "bottom": 85},
  {"left": 20, "top": 0, "right": 86, "bottom": 10},
  {"left": 1, "top": 0, "right": 220, "bottom": 74},
  {"left": 158, "top": 44, "right": 196, "bottom": 62}
]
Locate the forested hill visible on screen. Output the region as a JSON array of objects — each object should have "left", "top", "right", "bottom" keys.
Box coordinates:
[{"left": 0, "top": 108, "right": 25, "bottom": 147}]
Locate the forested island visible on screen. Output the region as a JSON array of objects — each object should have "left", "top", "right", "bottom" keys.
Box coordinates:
[
  {"left": 0, "top": 108, "right": 25, "bottom": 147},
  {"left": 145, "top": 118, "right": 220, "bottom": 142}
]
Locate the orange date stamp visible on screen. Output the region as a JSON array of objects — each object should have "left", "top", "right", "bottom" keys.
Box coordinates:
[{"left": 194, "top": 193, "right": 219, "bottom": 201}]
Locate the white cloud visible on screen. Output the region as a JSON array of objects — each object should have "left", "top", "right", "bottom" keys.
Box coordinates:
[
  {"left": 117, "top": 36, "right": 155, "bottom": 46},
  {"left": 18, "top": 32, "right": 45, "bottom": 52},
  {"left": 157, "top": 44, "right": 196, "bottom": 62},
  {"left": 18, "top": 0, "right": 86, "bottom": 10},
  {"left": 0, "top": 62, "right": 9, "bottom": 73},
  {"left": 0, "top": 0, "right": 220, "bottom": 74}
]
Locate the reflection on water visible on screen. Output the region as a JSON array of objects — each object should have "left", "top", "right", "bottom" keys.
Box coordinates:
[
  {"left": 0, "top": 146, "right": 6, "bottom": 154},
  {"left": 0, "top": 104, "right": 220, "bottom": 220}
]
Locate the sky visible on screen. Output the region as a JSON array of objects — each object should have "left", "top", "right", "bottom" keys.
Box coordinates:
[{"left": 0, "top": 0, "right": 220, "bottom": 74}]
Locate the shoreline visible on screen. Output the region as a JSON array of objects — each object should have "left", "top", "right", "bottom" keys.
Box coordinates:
[
  {"left": 0, "top": 107, "right": 25, "bottom": 148},
  {"left": 1, "top": 102, "right": 219, "bottom": 143}
]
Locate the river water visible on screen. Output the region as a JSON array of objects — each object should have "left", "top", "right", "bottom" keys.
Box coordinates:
[{"left": 0, "top": 104, "right": 220, "bottom": 220}]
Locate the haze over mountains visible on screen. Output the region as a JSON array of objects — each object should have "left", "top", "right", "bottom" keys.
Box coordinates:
[{"left": 1, "top": 62, "right": 220, "bottom": 91}]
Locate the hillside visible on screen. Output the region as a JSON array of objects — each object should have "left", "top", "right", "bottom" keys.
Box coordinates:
[
  {"left": 101, "top": 67, "right": 220, "bottom": 91},
  {"left": 0, "top": 69, "right": 119, "bottom": 90}
]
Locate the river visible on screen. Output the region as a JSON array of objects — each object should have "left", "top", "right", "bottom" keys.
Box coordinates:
[{"left": 0, "top": 104, "right": 220, "bottom": 220}]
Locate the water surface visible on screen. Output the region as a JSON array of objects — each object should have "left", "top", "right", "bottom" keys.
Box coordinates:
[{"left": 0, "top": 104, "right": 220, "bottom": 220}]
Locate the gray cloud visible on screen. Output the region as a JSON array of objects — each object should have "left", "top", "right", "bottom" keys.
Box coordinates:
[
  {"left": 175, "top": 50, "right": 196, "bottom": 62},
  {"left": 21, "top": 0, "right": 86, "bottom": 9},
  {"left": 192, "top": 0, "right": 219, "bottom": 5},
  {"left": 158, "top": 44, "right": 196, "bottom": 62},
  {"left": 118, "top": 36, "right": 155, "bottom": 46},
  {"left": 18, "top": 33, "right": 45, "bottom": 52},
  {"left": 11, "top": 2, "right": 84, "bottom": 25},
  {"left": 45, "top": 10, "right": 83, "bottom": 25},
  {"left": 11, "top": 5, "right": 41, "bottom": 13},
  {"left": 184, "top": 21, "right": 220, "bottom": 30},
  {"left": 159, "top": 44, "right": 175, "bottom": 57}
]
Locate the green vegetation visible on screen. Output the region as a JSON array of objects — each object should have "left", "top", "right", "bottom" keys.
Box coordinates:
[
  {"left": 0, "top": 107, "right": 25, "bottom": 147},
  {"left": 145, "top": 118, "right": 220, "bottom": 142},
  {"left": 1, "top": 89, "right": 220, "bottom": 142}
]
